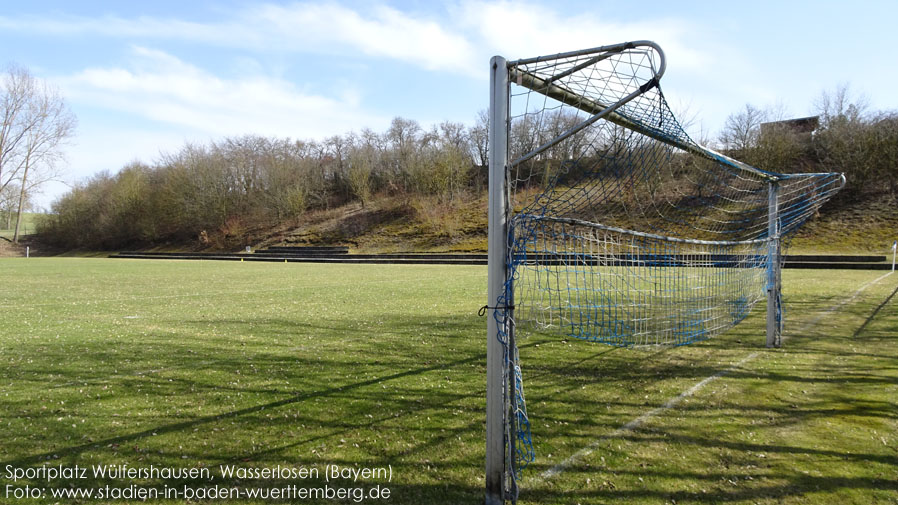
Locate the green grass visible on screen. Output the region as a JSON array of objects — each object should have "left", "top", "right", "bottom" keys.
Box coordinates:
[
  {"left": 0, "top": 212, "right": 41, "bottom": 239},
  {"left": 0, "top": 259, "right": 895, "bottom": 504},
  {"left": 788, "top": 195, "right": 898, "bottom": 256}
]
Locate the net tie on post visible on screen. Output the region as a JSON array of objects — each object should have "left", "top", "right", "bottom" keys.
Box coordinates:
[{"left": 479, "top": 304, "right": 515, "bottom": 317}]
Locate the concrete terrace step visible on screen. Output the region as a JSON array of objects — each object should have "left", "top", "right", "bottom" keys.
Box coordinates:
[
  {"left": 784, "top": 254, "right": 886, "bottom": 263},
  {"left": 110, "top": 252, "right": 486, "bottom": 265},
  {"left": 110, "top": 250, "right": 891, "bottom": 269},
  {"left": 260, "top": 246, "right": 349, "bottom": 254},
  {"left": 781, "top": 262, "right": 894, "bottom": 270}
]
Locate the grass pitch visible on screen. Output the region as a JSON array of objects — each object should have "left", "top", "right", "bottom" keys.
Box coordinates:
[
  {"left": 0, "top": 212, "right": 40, "bottom": 240},
  {"left": 0, "top": 259, "right": 895, "bottom": 504}
]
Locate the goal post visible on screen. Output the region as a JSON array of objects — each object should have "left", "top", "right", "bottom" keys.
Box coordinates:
[
  {"left": 485, "top": 55, "right": 509, "bottom": 505},
  {"left": 767, "top": 181, "right": 782, "bottom": 348},
  {"left": 486, "top": 41, "right": 844, "bottom": 503}
]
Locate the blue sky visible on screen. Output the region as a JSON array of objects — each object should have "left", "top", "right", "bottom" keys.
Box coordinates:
[{"left": 3, "top": 0, "right": 897, "bottom": 208}]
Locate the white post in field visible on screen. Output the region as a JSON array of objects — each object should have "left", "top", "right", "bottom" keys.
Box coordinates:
[{"left": 892, "top": 240, "right": 898, "bottom": 272}]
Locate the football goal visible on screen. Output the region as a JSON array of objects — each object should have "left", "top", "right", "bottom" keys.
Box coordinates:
[{"left": 484, "top": 41, "right": 844, "bottom": 504}]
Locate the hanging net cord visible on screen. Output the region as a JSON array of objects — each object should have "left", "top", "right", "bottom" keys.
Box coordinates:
[{"left": 493, "top": 41, "right": 844, "bottom": 489}]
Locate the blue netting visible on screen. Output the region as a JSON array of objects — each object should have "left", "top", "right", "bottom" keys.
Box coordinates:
[{"left": 492, "top": 42, "right": 844, "bottom": 492}]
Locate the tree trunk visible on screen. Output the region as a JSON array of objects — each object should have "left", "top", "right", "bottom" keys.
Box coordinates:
[{"left": 12, "top": 159, "right": 29, "bottom": 243}]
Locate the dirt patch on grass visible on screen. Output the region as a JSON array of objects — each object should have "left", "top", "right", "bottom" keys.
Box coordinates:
[{"left": 0, "top": 238, "right": 24, "bottom": 257}]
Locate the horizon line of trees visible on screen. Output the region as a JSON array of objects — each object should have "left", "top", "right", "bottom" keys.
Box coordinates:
[
  {"left": 38, "top": 85, "right": 898, "bottom": 250},
  {"left": 39, "top": 116, "right": 491, "bottom": 249}
]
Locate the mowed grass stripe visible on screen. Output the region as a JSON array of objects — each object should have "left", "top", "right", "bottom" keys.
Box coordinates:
[{"left": 0, "top": 258, "right": 483, "bottom": 309}]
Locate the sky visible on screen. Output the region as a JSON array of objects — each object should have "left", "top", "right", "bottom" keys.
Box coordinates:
[{"left": 3, "top": 0, "right": 897, "bottom": 209}]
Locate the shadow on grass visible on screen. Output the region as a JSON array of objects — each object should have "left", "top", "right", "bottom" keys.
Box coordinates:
[
  {"left": 1, "top": 316, "right": 491, "bottom": 462},
  {"left": 522, "top": 472, "right": 898, "bottom": 505},
  {"left": 1, "top": 280, "right": 896, "bottom": 504},
  {"left": 851, "top": 283, "right": 898, "bottom": 338}
]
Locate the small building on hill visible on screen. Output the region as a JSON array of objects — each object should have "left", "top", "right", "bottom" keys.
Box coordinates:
[{"left": 760, "top": 116, "right": 819, "bottom": 138}]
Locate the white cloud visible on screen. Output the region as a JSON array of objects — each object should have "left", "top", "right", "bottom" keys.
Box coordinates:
[
  {"left": 0, "top": 3, "right": 480, "bottom": 76},
  {"left": 249, "top": 3, "right": 480, "bottom": 75},
  {"left": 0, "top": 13, "right": 259, "bottom": 46},
  {"left": 59, "top": 46, "right": 388, "bottom": 140},
  {"left": 454, "top": 0, "right": 706, "bottom": 71},
  {"left": 9, "top": 1, "right": 727, "bottom": 207},
  {"left": 0, "top": 2, "right": 706, "bottom": 78},
  {"left": 38, "top": 45, "right": 393, "bottom": 208}
]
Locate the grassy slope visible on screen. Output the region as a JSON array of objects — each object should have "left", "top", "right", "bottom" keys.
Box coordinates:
[
  {"left": 252, "top": 194, "right": 490, "bottom": 254},
  {"left": 25, "top": 190, "right": 891, "bottom": 257},
  {"left": 246, "top": 192, "right": 893, "bottom": 256},
  {"left": 788, "top": 195, "right": 898, "bottom": 255},
  {"left": 0, "top": 259, "right": 895, "bottom": 504}
]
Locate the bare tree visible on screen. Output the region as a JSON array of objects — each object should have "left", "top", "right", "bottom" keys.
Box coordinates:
[
  {"left": 0, "top": 65, "right": 76, "bottom": 242},
  {"left": 811, "top": 85, "right": 875, "bottom": 196},
  {"left": 814, "top": 83, "right": 869, "bottom": 128},
  {"left": 469, "top": 110, "right": 489, "bottom": 169},
  {"left": 868, "top": 112, "right": 898, "bottom": 198},
  {"left": 0, "top": 181, "right": 20, "bottom": 229},
  {"left": 0, "top": 66, "right": 31, "bottom": 195},
  {"left": 347, "top": 143, "right": 374, "bottom": 206},
  {"left": 718, "top": 103, "right": 766, "bottom": 155}
]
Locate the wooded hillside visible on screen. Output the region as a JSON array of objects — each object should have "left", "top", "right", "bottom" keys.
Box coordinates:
[{"left": 38, "top": 89, "right": 897, "bottom": 252}]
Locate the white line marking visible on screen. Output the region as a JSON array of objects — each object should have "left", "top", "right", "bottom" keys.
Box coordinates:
[
  {"left": 538, "top": 270, "right": 894, "bottom": 482},
  {"left": 538, "top": 351, "right": 758, "bottom": 480},
  {"left": 793, "top": 271, "right": 893, "bottom": 333}
]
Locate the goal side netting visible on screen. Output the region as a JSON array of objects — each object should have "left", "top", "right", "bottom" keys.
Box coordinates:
[{"left": 486, "top": 41, "right": 844, "bottom": 502}]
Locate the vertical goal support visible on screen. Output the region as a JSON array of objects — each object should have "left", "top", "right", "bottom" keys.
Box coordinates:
[
  {"left": 486, "top": 55, "right": 509, "bottom": 505},
  {"left": 766, "top": 181, "right": 782, "bottom": 348}
]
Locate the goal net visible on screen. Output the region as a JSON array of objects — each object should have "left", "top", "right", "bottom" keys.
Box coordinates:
[{"left": 486, "top": 41, "right": 844, "bottom": 502}]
